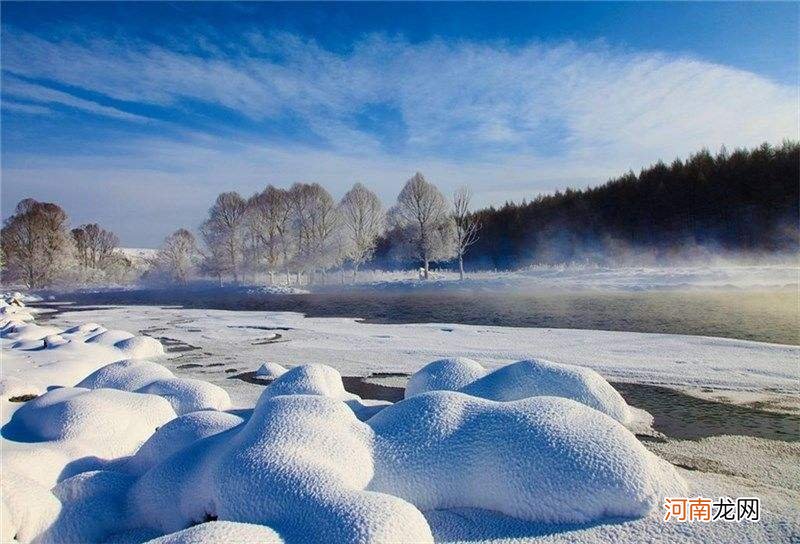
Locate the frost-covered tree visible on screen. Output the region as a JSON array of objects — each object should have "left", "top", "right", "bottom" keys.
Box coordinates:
[
  {"left": 200, "top": 192, "right": 248, "bottom": 282},
  {"left": 452, "top": 187, "right": 481, "bottom": 280},
  {"left": 288, "top": 183, "right": 340, "bottom": 282},
  {"left": 156, "top": 229, "right": 198, "bottom": 284},
  {"left": 1, "top": 198, "right": 74, "bottom": 288},
  {"left": 339, "top": 183, "right": 385, "bottom": 280},
  {"left": 247, "top": 186, "right": 292, "bottom": 284},
  {"left": 391, "top": 173, "right": 454, "bottom": 279}
]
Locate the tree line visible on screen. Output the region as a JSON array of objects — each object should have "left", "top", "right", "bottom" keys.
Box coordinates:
[
  {"left": 151, "top": 174, "right": 480, "bottom": 285},
  {"left": 2, "top": 141, "right": 796, "bottom": 288},
  {"left": 0, "top": 199, "right": 135, "bottom": 288}
]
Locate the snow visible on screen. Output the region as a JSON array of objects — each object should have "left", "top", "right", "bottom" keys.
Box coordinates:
[
  {"left": 40, "top": 305, "right": 797, "bottom": 407},
  {"left": 406, "top": 358, "right": 631, "bottom": 424},
  {"left": 405, "top": 357, "right": 488, "bottom": 397},
  {"left": 125, "top": 411, "right": 244, "bottom": 475},
  {"left": 261, "top": 364, "right": 391, "bottom": 420},
  {"left": 3, "top": 387, "right": 175, "bottom": 450},
  {"left": 77, "top": 360, "right": 232, "bottom": 414},
  {"left": 405, "top": 357, "right": 631, "bottom": 424},
  {"left": 0, "top": 315, "right": 168, "bottom": 401},
  {"left": 1, "top": 293, "right": 797, "bottom": 543},
  {"left": 255, "top": 361, "right": 289, "bottom": 379},
  {"left": 145, "top": 521, "right": 284, "bottom": 543}
]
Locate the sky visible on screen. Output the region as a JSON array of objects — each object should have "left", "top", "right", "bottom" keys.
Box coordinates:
[{"left": 1, "top": 2, "right": 798, "bottom": 248}]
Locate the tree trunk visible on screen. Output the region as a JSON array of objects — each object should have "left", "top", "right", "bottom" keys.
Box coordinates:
[
  {"left": 296, "top": 271, "right": 301, "bottom": 285},
  {"left": 423, "top": 259, "right": 430, "bottom": 279},
  {"left": 269, "top": 270, "right": 274, "bottom": 285},
  {"left": 459, "top": 254, "right": 464, "bottom": 280},
  {"left": 353, "top": 262, "right": 359, "bottom": 283}
]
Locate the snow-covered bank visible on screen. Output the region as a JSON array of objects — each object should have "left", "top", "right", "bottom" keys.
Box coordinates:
[{"left": 2, "top": 298, "right": 798, "bottom": 543}]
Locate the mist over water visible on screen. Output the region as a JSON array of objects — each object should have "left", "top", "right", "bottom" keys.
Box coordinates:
[{"left": 57, "top": 282, "right": 799, "bottom": 345}]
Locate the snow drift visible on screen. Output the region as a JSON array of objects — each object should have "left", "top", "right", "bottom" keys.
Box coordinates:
[{"left": 406, "top": 357, "right": 632, "bottom": 424}]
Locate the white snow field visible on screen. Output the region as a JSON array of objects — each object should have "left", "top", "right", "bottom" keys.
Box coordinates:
[{"left": 1, "top": 297, "right": 798, "bottom": 543}]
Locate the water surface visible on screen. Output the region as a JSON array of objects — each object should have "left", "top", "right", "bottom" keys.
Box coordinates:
[{"left": 56, "top": 286, "right": 799, "bottom": 345}]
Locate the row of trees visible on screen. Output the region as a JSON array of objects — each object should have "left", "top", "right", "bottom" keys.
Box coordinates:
[
  {"left": 153, "top": 174, "right": 481, "bottom": 284},
  {"left": 1, "top": 199, "right": 135, "bottom": 288}
]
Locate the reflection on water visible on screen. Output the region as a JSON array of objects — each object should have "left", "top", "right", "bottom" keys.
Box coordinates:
[{"left": 60, "top": 286, "right": 799, "bottom": 345}]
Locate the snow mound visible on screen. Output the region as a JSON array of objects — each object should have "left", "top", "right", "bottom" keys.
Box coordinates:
[
  {"left": 64, "top": 322, "right": 105, "bottom": 335},
  {"left": 260, "top": 364, "right": 385, "bottom": 420},
  {"left": 43, "top": 470, "right": 137, "bottom": 543},
  {"left": 138, "top": 378, "right": 232, "bottom": 415},
  {"left": 369, "top": 391, "right": 682, "bottom": 521},
  {"left": 10, "top": 338, "right": 45, "bottom": 350},
  {"left": 405, "top": 357, "right": 487, "bottom": 397},
  {"left": 44, "top": 334, "right": 69, "bottom": 348},
  {"left": 77, "top": 360, "right": 175, "bottom": 391},
  {"left": 128, "top": 387, "right": 683, "bottom": 541},
  {"left": 77, "top": 360, "right": 231, "bottom": 414},
  {"left": 115, "top": 336, "right": 165, "bottom": 358},
  {"left": 130, "top": 394, "right": 434, "bottom": 543},
  {"left": 407, "top": 358, "right": 631, "bottom": 425},
  {"left": 255, "top": 362, "right": 288, "bottom": 380},
  {"left": 261, "top": 364, "right": 355, "bottom": 401},
  {"left": 127, "top": 411, "right": 243, "bottom": 475},
  {"left": 146, "top": 521, "right": 285, "bottom": 543},
  {"left": 86, "top": 329, "right": 136, "bottom": 345},
  {"left": 4, "top": 387, "right": 176, "bottom": 452}
]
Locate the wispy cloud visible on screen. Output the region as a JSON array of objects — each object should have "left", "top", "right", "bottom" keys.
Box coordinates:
[
  {"left": 2, "top": 75, "right": 152, "bottom": 122},
  {"left": 1, "top": 26, "right": 796, "bottom": 245}
]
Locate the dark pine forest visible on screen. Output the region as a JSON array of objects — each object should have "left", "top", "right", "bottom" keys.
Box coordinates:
[{"left": 377, "top": 141, "right": 799, "bottom": 269}]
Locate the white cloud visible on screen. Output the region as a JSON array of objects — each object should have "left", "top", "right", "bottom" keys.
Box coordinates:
[
  {"left": 2, "top": 76, "right": 152, "bottom": 122},
  {"left": 1, "top": 99, "right": 52, "bottom": 115}
]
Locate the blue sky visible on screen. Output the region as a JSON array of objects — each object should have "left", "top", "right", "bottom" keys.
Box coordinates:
[{"left": 2, "top": 2, "right": 797, "bottom": 247}]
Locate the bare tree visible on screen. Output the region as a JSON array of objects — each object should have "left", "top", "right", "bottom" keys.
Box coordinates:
[
  {"left": 452, "top": 187, "right": 481, "bottom": 280},
  {"left": 156, "top": 229, "right": 198, "bottom": 284},
  {"left": 72, "top": 223, "right": 119, "bottom": 271},
  {"left": 392, "top": 173, "right": 454, "bottom": 279},
  {"left": 1, "top": 198, "right": 74, "bottom": 288},
  {"left": 339, "top": 183, "right": 385, "bottom": 281},
  {"left": 248, "top": 186, "right": 291, "bottom": 284},
  {"left": 200, "top": 192, "right": 248, "bottom": 282}
]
